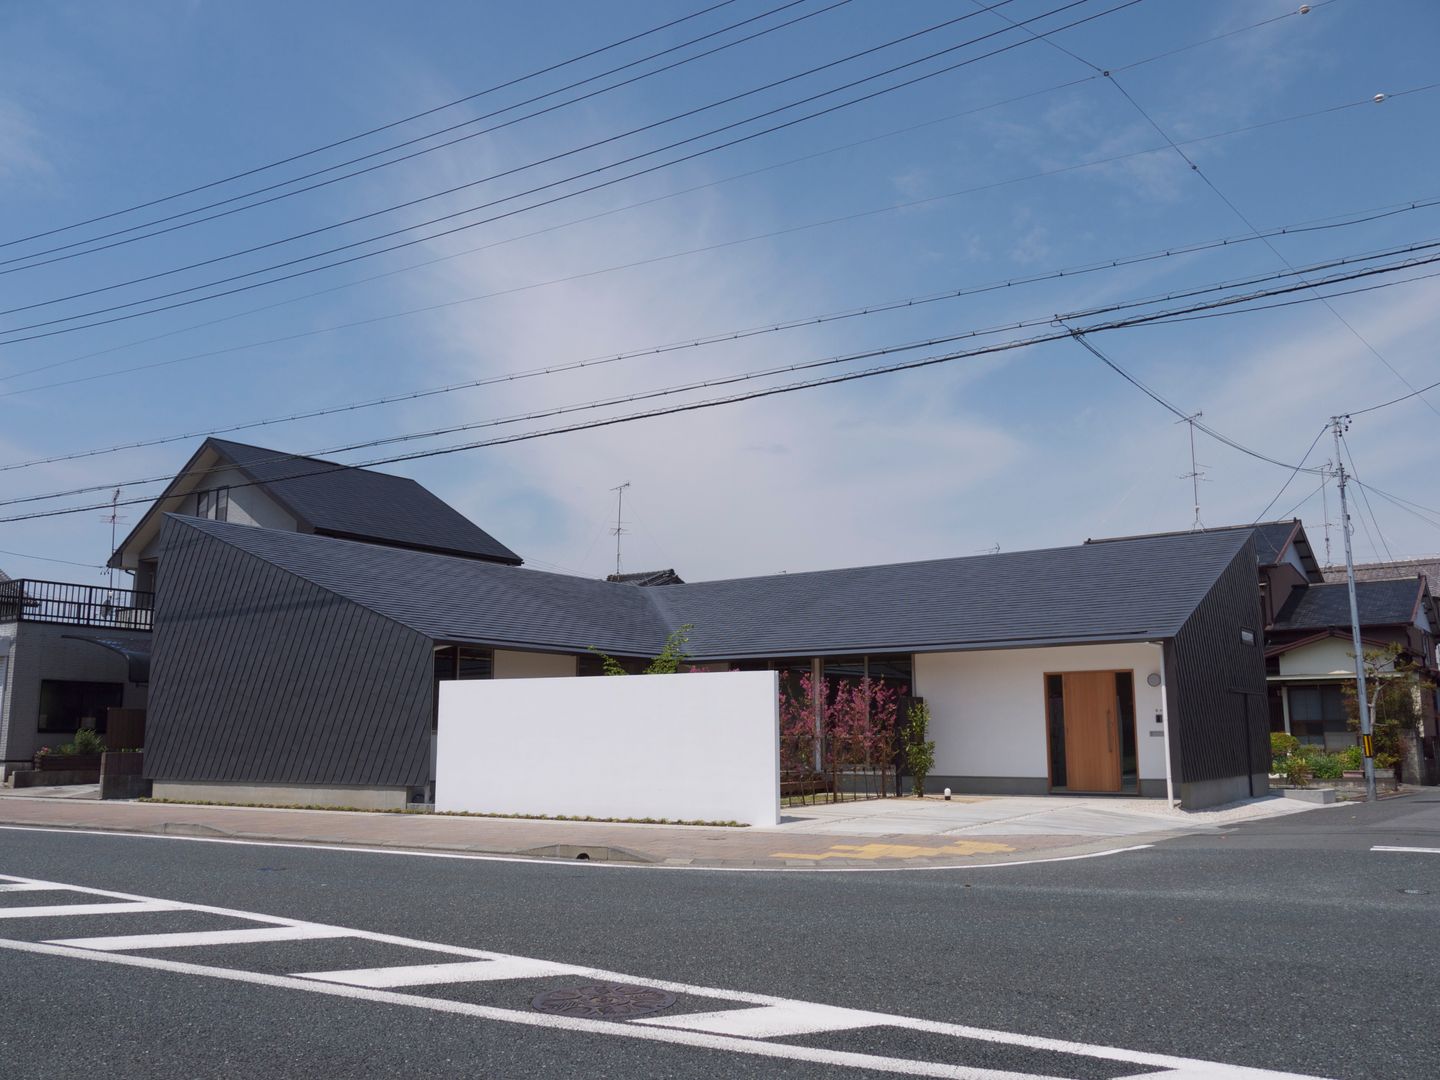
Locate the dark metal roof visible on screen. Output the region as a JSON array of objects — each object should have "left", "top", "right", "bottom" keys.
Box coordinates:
[
  {"left": 1272, "top": 578, "right": 1425, "bottom": 630},
  {"left": 1086, "top": 519, "right": 1320, "bottom": 582},
  {"left": 203, "top": 439, "right": 522, "bottom": 564},
  {"left": 167, "top": 516, "right": 1252, "bottom": 660}
]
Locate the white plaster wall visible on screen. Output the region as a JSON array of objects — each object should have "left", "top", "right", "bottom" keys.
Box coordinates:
[
  {"left": 138, "top": 463, "right": 298, "bottom": 561},
  {"left": 437, "top": 671, "right": 780, "bottom": 825},
  {"left": 1278, "top": 638, "right": 1366, "bottom": 678},
  {"left": 493, "top": 649, "right": 577, "bottom": 679},
  {"left": 914, "top": 642, "right": 1168, "bottom": 784}
]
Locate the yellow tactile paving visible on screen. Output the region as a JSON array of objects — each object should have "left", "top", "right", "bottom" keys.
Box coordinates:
[{"left": 770, "top": 839, "right": 1015, "bottom": 861}]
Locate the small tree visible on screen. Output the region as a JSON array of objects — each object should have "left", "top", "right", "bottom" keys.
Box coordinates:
[
  {"left": 900, "top": 700, "right": 936, "bottom": 797},
  {"left": 1343, "top": 642, "right": 1433, "bottom": 782},
  {"left": 587, "top": 625, "right": 694, "bottom": 677}
]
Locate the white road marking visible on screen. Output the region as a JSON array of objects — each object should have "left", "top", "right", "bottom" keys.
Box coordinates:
[
  {"left": 0, "top": 900, "right": 182, "bottom": 919},
  {"left": 0, "top": 871, "right": 1333, "bottom": 1080},
  {"left": 0, "top": 938, "right": 1063, "bottom": 1080},
  {"left": 0, "top": 824, "right": 1151, "bottom": 873},
  {"left": 1370, "top": 845, "right": 1440, "bottom": 855},
  {"left": 0, "top": 882, "right": 61, "bottom": 892},
  {"left": 638, "top": 1001, "right": 887, "bottom": 1038},
  {"left": 296, "top": 957, "right": 583, "bottom": 987},
  {"left": 47, "top": 925, "right": 355, "bottom": 951}
]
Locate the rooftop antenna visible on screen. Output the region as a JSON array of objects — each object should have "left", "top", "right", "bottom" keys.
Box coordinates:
[
  {"left": 1319, "top": 460, "right": 1334, "bottom": 567},
  {"left": 1176, "top": 412, "right": 1208, "bottom": 531},
  {"left": 99, "top": 487, "right": 125, "bottom": 589},
  {"left": 610, "top": 482, "right": 630, "bottom": 576}
]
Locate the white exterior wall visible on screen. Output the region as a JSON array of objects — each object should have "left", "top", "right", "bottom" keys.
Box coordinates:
[
  {"left": 492, "top": 649, "right": 577, "bottom": 679},
  {"left": 914, "top": 642, "right": 1168, "bottom": 787},
  {"left": 138, "top": 464, "right": 297, "bottom": 562},
  {"left": 1277, "top": 638, "right": 1366, "bottom": 678},
  {"left": 437, "top": 671, "right": 780, "bottom": 826}
]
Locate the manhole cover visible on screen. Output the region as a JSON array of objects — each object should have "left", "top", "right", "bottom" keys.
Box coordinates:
[{"left": 531, "top": 983, "right": 676, "bottom": 1018}]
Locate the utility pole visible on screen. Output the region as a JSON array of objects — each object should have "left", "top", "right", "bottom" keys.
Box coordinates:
[
  {"left": 1331, "top": 416, "right": 1377, "bottom": 803},
  {"left": 1319, "top": 462, "right": 1333, "bottom": 567},
  {"left": 1177, "top": 412, "right": 1207, "bottom": 531},
  {"left": 610, "top": 482, "right": 630, "bottom": 577}
]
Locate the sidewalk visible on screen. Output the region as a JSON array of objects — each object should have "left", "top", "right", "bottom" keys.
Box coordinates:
[{"left": 0, "top": 791, "right": 1326, "bottom": 870}]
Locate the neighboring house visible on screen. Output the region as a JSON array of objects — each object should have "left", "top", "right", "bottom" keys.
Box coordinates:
[
  {"left": 0, "top": 573, "right": 152, "bottom": 780},
  {"left": 1322, "top": 556, "right": 1440, "bottom": 586},
  {"left": 1265, "top": 575, "right": 1439, "bottom": 782},
  {"left": 109, "top": 437, "right": 523, "bottom": 593},
  {"left": 143, "top": 515, "right": 1272, "bottom": 810},
  {"left": 606, "top": 569, "right": 685, "bottom": 586}
]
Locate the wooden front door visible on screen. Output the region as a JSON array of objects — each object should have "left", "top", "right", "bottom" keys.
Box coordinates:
[{"left": 1061, "top": 672, "right": 1121, "bottom": 792}]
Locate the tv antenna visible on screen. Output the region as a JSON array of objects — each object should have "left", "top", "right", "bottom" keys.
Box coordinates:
[
  {"left": 99, "top": 487, "right": 126, "bottom": 589},
  {"left": 610, "top": 482, "right": 631, "bottom": 576},
  {"left": 1176, "top": 412, "right": 1208, "bottom": 531}
]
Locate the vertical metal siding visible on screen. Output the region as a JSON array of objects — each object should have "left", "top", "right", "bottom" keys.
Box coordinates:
[
  {"left": 1167, "top": 536, "right": 1271, "bottom": 785},
  {"left": 146, "top": 519, "right": 434, "bottom": 788}
]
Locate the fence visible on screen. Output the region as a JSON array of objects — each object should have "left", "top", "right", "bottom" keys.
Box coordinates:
[{"left": 0, "top": 579, "right": 154, "bottom": 631}]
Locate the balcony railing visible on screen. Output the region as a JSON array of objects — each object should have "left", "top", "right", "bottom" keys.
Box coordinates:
[{"left": 0, "top": 579, "right": 153, "bottom": 631}]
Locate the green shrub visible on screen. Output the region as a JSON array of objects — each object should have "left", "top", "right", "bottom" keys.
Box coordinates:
[
  {"left": 1283, "top": 755, "right": 1312, "bottom": 788},
  {"left": 1337, "top": 745, "right": 1363, "bottom": 771},
  {"left": 1309, "top": 753, "right": 1343, "bottom": 780},
  {"left": 1270, "top": 732, "right": 1300, "bottom": 760},
  {"left": 900, "top": 700, "right": 936, "bottom": 797},
  {"left": 71, "top": 728, "right": 106, "bottom": 755}
]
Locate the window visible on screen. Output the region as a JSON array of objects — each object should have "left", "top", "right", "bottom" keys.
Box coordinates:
[
  {"left": 38, "top": 680, "right": 123, "bottom": 734},
  {"left": 196, "top": 486, "right": 229, "bottom": 522},
  {"left": 1287, "top": 684, "right": 1354, "bottom": 749},
  {"left": 433, "top": 646, "right": 493, "bottom": 682}
]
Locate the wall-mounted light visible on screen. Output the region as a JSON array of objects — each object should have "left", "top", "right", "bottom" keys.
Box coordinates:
[{"left": 1146, "top": 672, "right": 1162, "bottom": 687}]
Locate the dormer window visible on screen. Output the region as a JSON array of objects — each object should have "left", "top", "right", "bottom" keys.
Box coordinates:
[{"left": 196, "top": 487, "right": 229, "bottom": 522}]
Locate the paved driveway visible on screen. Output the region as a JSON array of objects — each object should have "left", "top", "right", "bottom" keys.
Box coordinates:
[{"left": 775, "top": 792, "right": 1326, "bottom": 838}]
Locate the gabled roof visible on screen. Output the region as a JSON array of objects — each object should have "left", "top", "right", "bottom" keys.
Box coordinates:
[
  {"left": 164, "top": 516, "right": 1254, "bottom": 660},
  {"left": 1086, "top": 519, "right": 1321, "bottom": 582},
  {"left": 1272, "top": 577, "right": 1429, "bottom": 631},
  {"left": 112, "top": 438, "right": 521, "bottom": 567}
]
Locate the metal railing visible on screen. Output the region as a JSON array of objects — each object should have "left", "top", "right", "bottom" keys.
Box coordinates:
[{"left": 0, "top": 579, "right": 153, "bottom": 631}]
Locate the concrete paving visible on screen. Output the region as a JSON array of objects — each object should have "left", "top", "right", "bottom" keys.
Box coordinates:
[{"left": 0, "top": 790, "right": 1330, "bottom": 869}]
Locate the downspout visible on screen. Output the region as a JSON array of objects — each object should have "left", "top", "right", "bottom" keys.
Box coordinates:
[{"left": 1158, "top": 644, "right": 1176, "bottom": 807}]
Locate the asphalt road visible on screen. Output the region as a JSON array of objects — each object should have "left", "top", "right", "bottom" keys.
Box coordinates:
[{"left": 1, "top": 795, "right": 1437, "bottom": 1080}]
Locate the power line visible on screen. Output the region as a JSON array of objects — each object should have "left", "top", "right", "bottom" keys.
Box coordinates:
[
  {"left": 5, "top": 243, "right": 1434, "bottom": 523},
  {"left": 1, "top": 0, "right": 852, "bottom": 273},
  {"left": 0, "top": 0, "right": 1144, "bottom": 340},
  {"left": 1340, "top": 433, "right": 1398, "bottom": 565},
  {"left": 10, "top": 236, "right": 1436, "bottom": 505},
  {"left": 7, "top": 196, "right": 1435, "bottom": 471},
  {"left": 1, "top": 0, "right": 1327, "bottom": 388},
  {"left": 1251, "top": 424, "right": 1330, "bottom": 523},
  {"left": 0, "top": 547, "right": 107, "bottom": 570},
  {"left": 6, "top": 75, "right": 1426, "bottom": 358},
  {"left": 0, "top": 0, "right": 746, "bottom": 250}
]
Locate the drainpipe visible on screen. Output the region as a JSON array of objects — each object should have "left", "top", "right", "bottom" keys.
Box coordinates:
[{"left": 1158, "top": 645, "right": 1176, "bottom": 807}]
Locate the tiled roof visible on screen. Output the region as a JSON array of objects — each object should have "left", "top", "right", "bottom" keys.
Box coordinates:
[
  {"left": 606, "top": 569, "right": 685, "bottom": 586},
  {"left": 1321, "top": 557, "right": 1440, "bottom": 585},
  {"left": 1086, "top": 519, "right": 1309, "bottom": 571},
  {"left": 1272, "top": 578, "right": 1424, "bottom": 630},
  {"left": 167, "top": 516, "right": 1254, "bottom": 659},
  {"left": 204, "top": 439, "right": 522, "bottom": 565}
]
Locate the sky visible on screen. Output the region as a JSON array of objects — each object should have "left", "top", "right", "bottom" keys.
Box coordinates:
[{"left": 1, "top": 0, "right": 1438, "bottom": 585}]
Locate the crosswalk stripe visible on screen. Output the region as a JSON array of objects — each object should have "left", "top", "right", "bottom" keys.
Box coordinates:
[
  {"left": 46, "top": 925, "right": 353, "bottom": 951},
  {"left": 637, "top": 1002, "right": 887, "bottom": 1038},
  {"left": 0, "top": 901, "right": 181, "bottom": 920},
  {"left": 294, "top": 957, "right": 583, "bottom": 988}
]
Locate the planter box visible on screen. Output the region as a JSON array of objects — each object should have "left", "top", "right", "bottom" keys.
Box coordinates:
[
  {"left": 10, "top": 768, "right": 101, "bottom": 787},
  {"left": 35, "top": 753, "right": 102, "bottom": 772}
]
